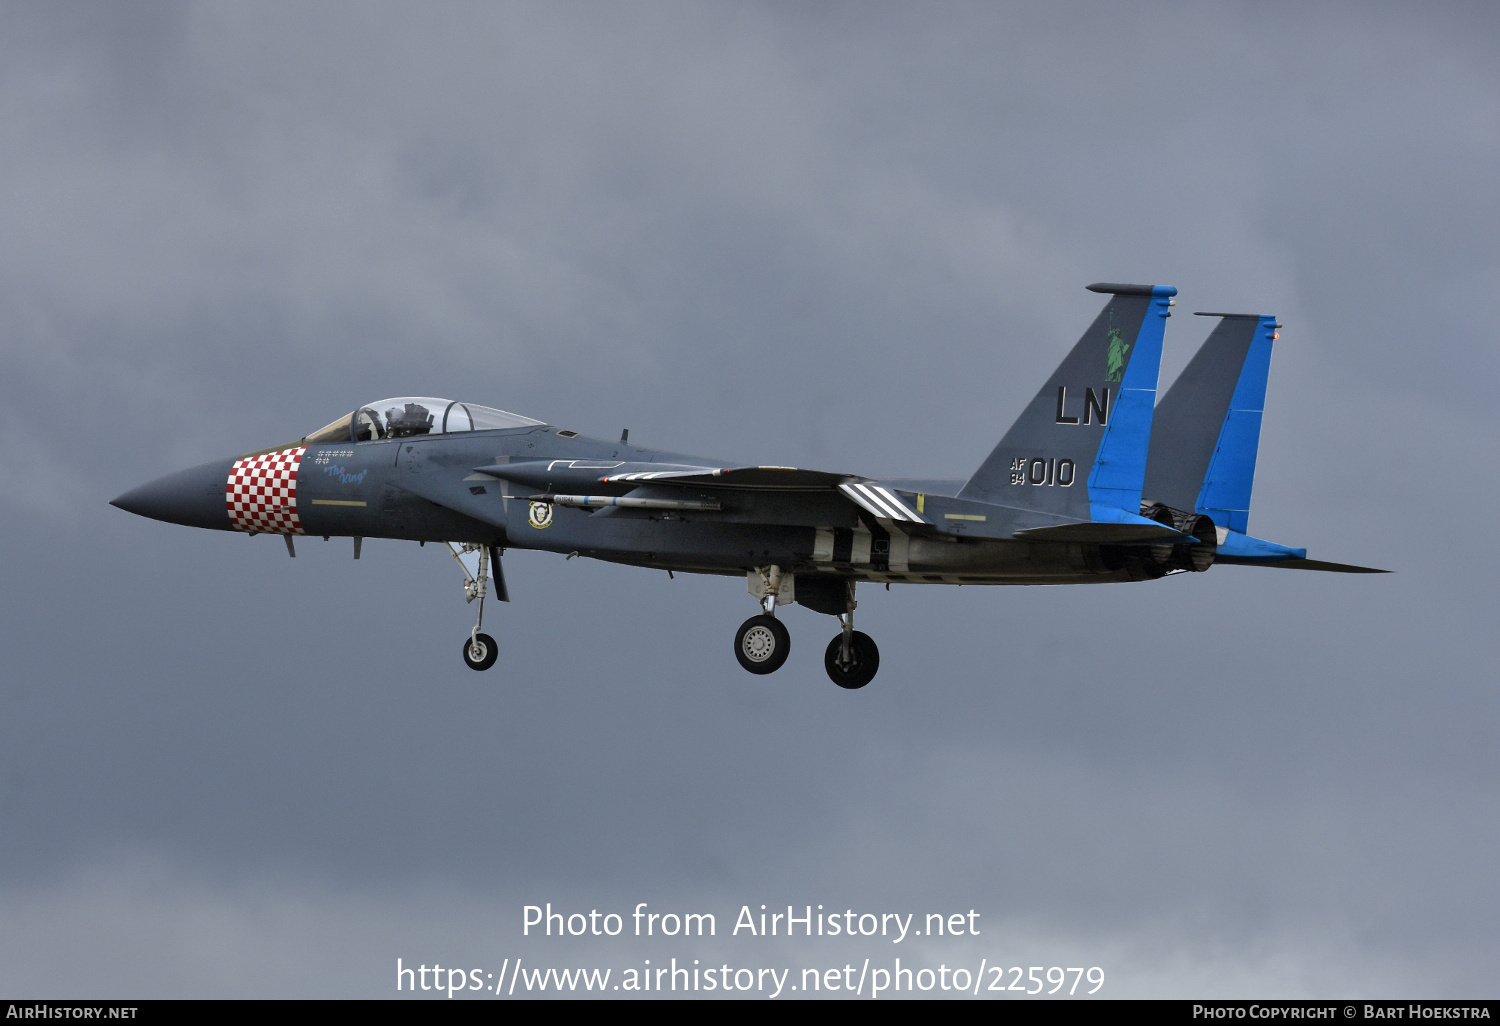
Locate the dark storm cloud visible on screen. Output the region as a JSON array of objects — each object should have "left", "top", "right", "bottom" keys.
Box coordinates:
[{"left": 1, "top": 1, "right": 1496, "bottom": 997}]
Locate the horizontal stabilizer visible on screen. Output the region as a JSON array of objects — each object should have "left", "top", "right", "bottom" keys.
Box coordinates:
[
  {"left": 1214, "top": 529, "right": 1304, "bottom": 562},
  {"left": 1216, "top": 556, "right": 1390, "bottom": 573}
]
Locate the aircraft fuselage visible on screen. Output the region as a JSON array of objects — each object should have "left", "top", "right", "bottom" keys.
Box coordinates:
[{"left": 135, "top": 426, "right": 1157, "bottom": 588}]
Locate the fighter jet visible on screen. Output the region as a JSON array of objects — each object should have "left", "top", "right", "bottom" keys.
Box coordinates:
[{"left": 111, "top": 283, "right": 1384, "bottom": 689}]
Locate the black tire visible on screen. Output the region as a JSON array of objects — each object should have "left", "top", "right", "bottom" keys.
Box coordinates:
[
  {"left": 824, "top": 630, "right": 879, "bottom": 689},
  {"left": 462, "top": 632, "right": 499, "bottom": 671},
  {"left": 734, "top": 615, "right": 791, "bottom": 674}
]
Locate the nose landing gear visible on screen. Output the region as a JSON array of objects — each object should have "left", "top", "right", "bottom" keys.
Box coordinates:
[{"left": 447, "top": 542, "right": 506, "bottom": 671}]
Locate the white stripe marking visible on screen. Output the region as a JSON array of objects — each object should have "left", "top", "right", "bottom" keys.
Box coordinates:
[
  {"left": 874, "top": 486, "right": 923, "bottom": 522},
  {"left": 852, "top": 483, "right": 924, "bottom": 523},
  {"left": 859, "top": 484, "right": 907, "bottom": 520},
  {"left": 838, "top": 484, "right": 881, "bottom": 519},
  {"left": 845, "top": 483, "right": 903, "bottom": 521}
]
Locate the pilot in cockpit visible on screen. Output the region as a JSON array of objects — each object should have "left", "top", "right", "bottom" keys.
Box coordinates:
[
  {"left": 384, "top": 403, "right": 435, "bottom": 438},
  {"left": 304, "top": 397, "right": 541, "bottom": 446}
]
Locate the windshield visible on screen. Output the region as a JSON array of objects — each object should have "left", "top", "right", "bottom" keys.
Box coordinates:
[{"left": 304, "top": 397, "right": 542, "bottom": 444}]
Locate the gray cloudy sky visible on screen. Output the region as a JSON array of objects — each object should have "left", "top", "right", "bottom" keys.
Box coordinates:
[{"left": 1, "top": 0, "right": 1497, "bottom": 999}]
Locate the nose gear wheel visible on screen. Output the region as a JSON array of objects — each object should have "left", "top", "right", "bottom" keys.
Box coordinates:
[{"left": 463, "top": 632, "right": 499, "bottom": 671}]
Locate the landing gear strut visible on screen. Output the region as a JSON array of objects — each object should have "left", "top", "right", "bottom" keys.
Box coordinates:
[
  {"left": 448, "top": 542, "right": 502, "bottom": 671},
  {"left": 735, "top": 565, "right": 791, "bottom": 674},
  {"left": 824, "top": 580, "right": 879, "bottom": 689}
]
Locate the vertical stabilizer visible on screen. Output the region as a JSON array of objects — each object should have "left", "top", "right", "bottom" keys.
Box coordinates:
[
  {"left": 959, "top": 283, "right": 1176, "bottom": 522},
  {"left": 1143, "top": 313, "right": 1277, "bottom": 533}
]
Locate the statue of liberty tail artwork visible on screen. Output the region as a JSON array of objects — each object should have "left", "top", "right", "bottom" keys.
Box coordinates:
[{"left": 1106, "top": 322, "right": 1131, "bottom": 383}]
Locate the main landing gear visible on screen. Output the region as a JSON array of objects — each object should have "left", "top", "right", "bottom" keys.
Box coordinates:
[
  {"left": 732, "top": 570, "right": 881, "bottom": 689},
  {"left": 448, "top": 542, "right": 506, "bottom": 671},
  {"left": 824, "top": 579, "right": 878, "bottom": 690},
  {"left": 735, "top": 565, "right": 791, "bottom": 674}
]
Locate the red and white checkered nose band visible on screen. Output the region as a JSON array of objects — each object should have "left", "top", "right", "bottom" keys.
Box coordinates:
[{"left": 226, "top": 447, "right": 307, "bottom": 535}]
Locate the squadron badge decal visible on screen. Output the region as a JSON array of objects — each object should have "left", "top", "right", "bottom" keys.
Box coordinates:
[{"left": 528, "top": 501, "right": 553, "bottom": 529}]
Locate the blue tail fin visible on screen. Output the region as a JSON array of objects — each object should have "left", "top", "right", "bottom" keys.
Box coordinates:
[
  {"left": 960, "top": 283, "right": 1176, "bottom": 523},
  {"left": 1143, "top": 312, "right": 1277, "bottom": 534}
]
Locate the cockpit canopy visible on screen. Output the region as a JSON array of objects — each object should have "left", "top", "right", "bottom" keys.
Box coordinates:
[{"left": 305, "top": 397, "right": 541, "bottom": 444}]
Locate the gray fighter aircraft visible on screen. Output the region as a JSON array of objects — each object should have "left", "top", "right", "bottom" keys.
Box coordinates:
[{"left": 111, "top": 283, "right": 1384, "bottom": 689}]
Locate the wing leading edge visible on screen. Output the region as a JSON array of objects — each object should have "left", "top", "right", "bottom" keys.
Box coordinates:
[{"left": 474, "top": 461, "right": 862, "bottom": 491}]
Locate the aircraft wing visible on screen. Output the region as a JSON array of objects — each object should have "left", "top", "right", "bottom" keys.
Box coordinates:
[
  {"left": 478, "top": 460, "right": 947, "bottom": 528},
  {"left": 622, "top": 466, "right": 864, "bottom": 490},
  {"left": 473, "top": 460, "right": 865, "bottom": 491},
  {"left": 474, "top": 460, "right": 1194, "bottom": 542}
]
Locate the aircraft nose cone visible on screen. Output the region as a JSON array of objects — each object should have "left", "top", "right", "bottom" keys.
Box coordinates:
[{"left": 111, "top": 458, "right": 236, "bottom": 531}]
